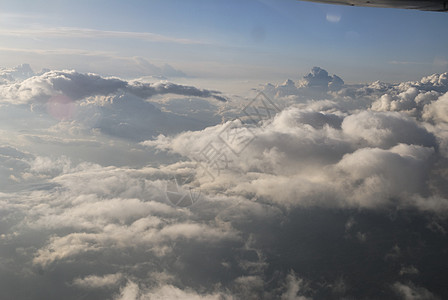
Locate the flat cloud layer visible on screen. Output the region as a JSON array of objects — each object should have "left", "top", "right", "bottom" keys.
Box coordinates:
[{"left": 1, "top": 66, "right": 448, "bottom": 299}]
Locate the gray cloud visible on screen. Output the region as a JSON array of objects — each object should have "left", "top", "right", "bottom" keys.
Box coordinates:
[
  {"left": 72, "top": 273, "right": 124, "bottom": 289},
  {"left": 393, "top": 282, "right": 439, "bottom": 300},
  {"left": 128, "top": 80, "right": 226, "bottom": 102}
]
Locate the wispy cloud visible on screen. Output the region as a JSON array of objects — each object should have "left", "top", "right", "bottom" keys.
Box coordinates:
[
  {"left": 0, "top": 46, "right": 115, "bottom": 57},
  {"left": 0, "top": 27, "right": 207, "bottom": 45},
  {"left": 326, "top": 13, "right": 341, "bottom": 23},
  {"left": 388, "top": 60, "right": 428, "bottom": 65}
]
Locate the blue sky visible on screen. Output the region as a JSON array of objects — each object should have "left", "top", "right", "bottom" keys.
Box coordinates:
[{"left": 0, "top": 0, "right": 447, "bottom": 84}]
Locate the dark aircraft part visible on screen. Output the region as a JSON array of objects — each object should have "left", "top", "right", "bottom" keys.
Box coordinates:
[{"left": 299, "top": 0, "right": 448, "bottom": 11}]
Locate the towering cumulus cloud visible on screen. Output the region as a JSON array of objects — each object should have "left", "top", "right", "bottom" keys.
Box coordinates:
[{"left": 1, "top": 66, "right": 448, "bottom": 299}]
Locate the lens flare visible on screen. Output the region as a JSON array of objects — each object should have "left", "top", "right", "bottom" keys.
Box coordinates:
[{"left": 46, "top": 94, "right": 76, "bottom": 121}]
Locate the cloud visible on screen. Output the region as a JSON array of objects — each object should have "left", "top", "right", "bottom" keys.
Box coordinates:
[
  {"left": 0, "top": 63, "right": 34, "bottom": 83},
  {"left": 326, "top": 13, "right": 341, "bottom": 23},
  {"left": 72, "top": 273, "right": 124, "bottom": 289},
  {"left": 11, "top": 159, "right": 239, "bottom": 268},
  {"left": 298, "top": 67, "right": 344, "bottom": 91},
  {"left": 142, "top": 103, "right": 442, "bottom": 213},
  {"left": 0, "top": 70, "right": 125, "bottom": 104},
  {"left": 393, "top": 282, "right": 439, "bottom": 300},
  {"left": 423, "top": 92, "right": 448, "bottom": 123},
  {"left": 334, "top": 144, "right": 435, "bottom": 208},
  {"left": 281, "top": 271, "right": 312, "bottom": 300},
  {"left": 0, "top": 69, "right": 225, "bottom": 105},
  {"left": 342, "top": 111, "right": 437, "bottom": 148},
  {"left": 132, "top": 57, "right": 187, "bottom": 78},
  {"left": 0, "top": 68, "right": 225, "bottom": 141},
  {"left": 2, "top": 66, "right": 448, "bottom": 300},
  {"left": 0, "top": 27, "right": 206, "bottom": 45},
  {"left": 115, "top": 281, "right": 231, "bottom": 300},
  {"left": 127, "top": 80, "right": 226, "bottom": 102},
  {"left": 261, "top": 67, "right": 345, "bottom": 100}
]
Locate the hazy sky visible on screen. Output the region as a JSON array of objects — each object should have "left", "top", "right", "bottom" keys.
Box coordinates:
[{"left": 0, "top": 0, "right": 447, "bottom": 83}]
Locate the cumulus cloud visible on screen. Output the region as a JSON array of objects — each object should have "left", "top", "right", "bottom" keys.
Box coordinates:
[
  {"left": 0, "top": 69, "right": 226, "bottom": 105},
  {"left": 2, "top": 66, "right": 448, "bottom": 300},
  {"left": 0, "top": 63, "right": 35, "bottom": 83},
  {"left": 298, "top": 67, "right": 344, "bottom": 91},
  {"left": 262, "top": 67, "right": 345, "bottom": 100},
  {"left": 0, "top": 66, "right": 226, "bottom": 143},
  {"left": 341, "top": 111, "right": 437, "bottom": 148},
  {"left": 423, "top": 92, "right": 448, "bottom": 123},
  {"left": 142, "top": 104, "right": 443, "bottom": 213}
]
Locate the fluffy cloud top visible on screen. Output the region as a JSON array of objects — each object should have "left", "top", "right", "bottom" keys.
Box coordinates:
[
  {"left": 0, "top": 63, "right": 35, "bottom": 83},
  {"left": 1, "top": 66, "right": 448, "bottom": 299},
  {"left": 298, "top": 66, "right": 344, "bottom": 91},
  {"left": 0, "top": 69, "right": 226, "bottom": 105}
]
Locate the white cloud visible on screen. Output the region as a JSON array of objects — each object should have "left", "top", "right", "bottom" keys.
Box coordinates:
[
  {"left": 326, "top": 13, "right": 341, "bottom": 23},
  {"left": 142, "top": 103, "right": 443, "bottom": 212},
  {"left": 2, "top": 66, "right": 448, "bottom": 300},
  {"left": 0, "top": 69, "right": 225, "bottom": 105},
  {"left": 342, "top": 111, "right": 437, "bottom": 148},
  {"left": 297, "top": 67, "right": 344, "bottom": 91},
  {"left": 72, "top": 273, "right": 124, "bottom": 289},
  {"left": 0, "top": 63, "right": 34, "bottom": 83},
  {"left": 423, "top": 92, "right": 448, "bottom": 123}
]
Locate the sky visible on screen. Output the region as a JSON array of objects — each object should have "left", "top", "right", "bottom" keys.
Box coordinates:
[
  {"left": 0, "top": 0, "right": 447, "bottom": 85},
  {"left": 1, "top": 1, "right": 448, "bottom": 300}
]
